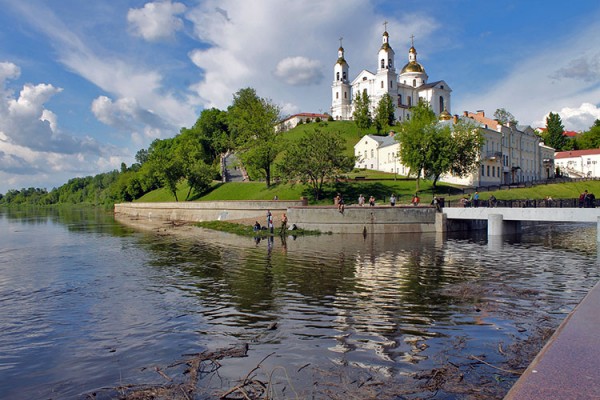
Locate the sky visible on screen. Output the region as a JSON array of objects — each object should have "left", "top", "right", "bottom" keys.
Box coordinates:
[{"left": 1, "top": 0, "right": 600, "bottom": 194}]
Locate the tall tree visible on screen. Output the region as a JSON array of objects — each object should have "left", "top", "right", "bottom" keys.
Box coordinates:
[
  {"left": 353, "top": 91, "right": 372, "bottom": 130},
  {"left": 493, "top": 108, "right": 518, "bottom": 125},
  {"left": 374, "top": 93, "right": 395, "bottom": 134},
  {"left": 576, "top": 119, "right": 600, "bottom": 149},
  {"left": 180, "top": 107, "right": 231, "bottom": 163},
  {"left": 145, "top": 138, "right": 183, "bottom": 201},
  {"left": 397, "top": 101, "right": 439, "bottom": 191},
  {"left": 227, "top": 88, "right": 281, "bottom": 187},
  {"left": 544, "top": 112, "right": 567, "bottom": 150},
  {"left": 279, "top": 130, "right": 355, "bottom": 200}
]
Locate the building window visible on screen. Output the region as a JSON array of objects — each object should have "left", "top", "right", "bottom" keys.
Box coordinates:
[
  {"left": 371, "top": 149, "right": 374, "bottom": 158},
  {"left": 390, "top": 80, "right": 393, "bottom": 88},
  {"left": 381, "top": 59, "right": 385, "bottom": 68},
  {"left": 408, "top": 96, "right": 412, "bottom": 107},
  {"left": 389, "top": 58, "right": 392, "bottom": 67},
  {"left": 364, "top": 150, "right": 367, "bottom": 159},
  {"left": 439, "top": 96, "right": 444, "bottom": 113},
  {"left": 492, "top": 166, "right": 495, "bottom": 177},
  {"left": 343, "top": 72, "right": 347, "bottom": 80},
  {"left": 498, "top": 166, "right": 500, "bottom": 177},
  {"left": 441, "top": 85, "right": 444, "bottom": 89},
  {"left": 413, "top": 79, "right": 416, "bottom": 87},
  {"left": 336, "top": 72, "right": 340, "bottom": 81},
  {"left": 482, "top": 165, "right": 485, "bottom": 176},
  {"left": 336, "top": 92, "right": 339, "bottom": 99},
  {"left": 487, "top": 165, "right": 490, "bottom": 176},
  {"left": 398, "top": 95, "right": 402, "bottom": 105},
  {"left": 344, "top": 91, "right": 347, "bottom": 99},
  {"left": 381, "top": 81, "right": 384, "bottom": 88}
]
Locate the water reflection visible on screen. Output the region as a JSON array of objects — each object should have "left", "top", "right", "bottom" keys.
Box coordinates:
[{"left": 0, "top": 208, "right": 598, "bottom": 399}]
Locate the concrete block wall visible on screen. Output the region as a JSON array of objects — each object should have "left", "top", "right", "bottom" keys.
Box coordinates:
[
  {"left": 114, "top": 200, "right": 303, "bottom": 222},
  {"left": 287, "top": 206, "right": 439, "bottom": 234}
]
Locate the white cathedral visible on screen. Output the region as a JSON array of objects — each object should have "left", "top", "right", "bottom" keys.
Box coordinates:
[{"left": 331, "top": 29, "right": 452, "bottom": 122}]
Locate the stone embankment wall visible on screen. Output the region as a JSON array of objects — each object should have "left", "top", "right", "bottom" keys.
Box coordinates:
[
  {"left": 114, "top": 201, "right": 445, "bottom": 234},
  {"left": 114, "top": 200, "right": 304, "bottom": 223},
  {"left": 288, "top": 206, "right": 443, "bottom": 234}
]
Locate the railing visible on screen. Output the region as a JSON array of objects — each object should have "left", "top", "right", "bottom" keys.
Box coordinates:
[{"left": 445, "top": 198, "right": 597, "bottom": 209}]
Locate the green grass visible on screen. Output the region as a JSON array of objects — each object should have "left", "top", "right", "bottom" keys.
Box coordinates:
[
  {"left": 196, "top": 220, "right": 320, "bottom": 237},
  {"left": 283, "top": 120, "right": 386, "bottom": 157}
]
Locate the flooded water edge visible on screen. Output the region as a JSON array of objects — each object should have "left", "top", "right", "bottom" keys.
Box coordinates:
[{"left": 0, "top": 209, "right": 598, "bottom": 399}]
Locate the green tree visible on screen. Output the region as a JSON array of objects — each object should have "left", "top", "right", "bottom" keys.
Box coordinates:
[
  {"left": 279, "top": 130, "right": 355, "bottom": 200},
  {"left": 374, "top": 93, "right": 395, "bottom": 134},
  {"left": 575, "top": 119, "right": 600, "bottom": 150},
  {"left": 227, "top": 88, "right": 281, "bottom": 187},
  {"left": 493, "top": 108, "right": 518, "bottom": 125},
  {"left": 180, "top": 108, "right": 231, "bottom": 164},
  {"left": 447, "top": 120, "right": 486, "bottom": 181},
  {"left": 146, "top": 138, "right": 183, "bottom": 201},
  {"left": 397, "top": 101, "right": 439, "bottom": 191},
  {"left": 544, "top": 112, "right": 567, "bottom": 151},
  {"left": 353, "top": 90, "right": 372, "bottom": 130}
]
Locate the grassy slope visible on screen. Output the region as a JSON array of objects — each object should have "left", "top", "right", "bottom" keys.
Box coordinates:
[{"left": 136, "top": 120, "right": 600, "bottom": 204}]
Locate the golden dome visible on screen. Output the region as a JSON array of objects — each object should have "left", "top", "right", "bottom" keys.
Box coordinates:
[
  {"left": 409, "top": 46, "right": 416, "bottom": 54},
  {"left": 400, "top": 61, "right": 425, "bottom": 74},
  {"left": 336, "top": 57, "right": 347, "bottom": 66},
  {"left": 439, "top": 109, "right": 452, "bottom": 120}
]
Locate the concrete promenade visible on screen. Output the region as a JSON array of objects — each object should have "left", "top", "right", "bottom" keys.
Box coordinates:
[{"left": 504, "top": 281, "right": 600, "bottom": 399}]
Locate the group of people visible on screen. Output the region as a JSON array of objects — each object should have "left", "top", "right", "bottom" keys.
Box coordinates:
[
  {"left": 339, "top": 193, "right": 423, "bottom": 208},
  {"left": 254, "top": 210, "right": 288, "bottom": 234},
  {"left": 579, "top": 190, "right": 596, "bottom": 208},
  {"left": 356, "top": 194, "right": 378, "bottom": 207}
]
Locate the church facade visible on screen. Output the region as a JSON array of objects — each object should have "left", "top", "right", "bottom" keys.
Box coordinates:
[{"left": 331, "top": 30, "right": 452, "bottom": 122}]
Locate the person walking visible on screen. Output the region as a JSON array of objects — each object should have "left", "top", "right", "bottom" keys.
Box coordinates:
[
  {"left": 411, "top": 193, "right": 420, "bottom": 206},
  {"left": 369, "top": 195, "right": 375, "bottom": 206},
  {"left": 390, "top": 194, "right": 396, "bottom": 207}
]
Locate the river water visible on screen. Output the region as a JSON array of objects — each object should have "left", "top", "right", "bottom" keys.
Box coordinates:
[{"left": 0, "top": 207, "right": 598, "bottom": 399}]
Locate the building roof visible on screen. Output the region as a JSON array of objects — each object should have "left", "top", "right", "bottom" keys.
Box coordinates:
[
  {"left": 280, "top": 112, "right": 329, "bottom": 122},
  {"left": 537, "top": 128, "right": 579, "bottom": 137},
  {"left": 555, "top": 149, "right": 600, "bottom": 159},
  {"left": 355, "top": 133, "right": 397, "bottom": 149}
]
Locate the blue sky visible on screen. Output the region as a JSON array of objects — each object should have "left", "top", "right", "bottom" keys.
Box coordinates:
[{"left": 1, "top": 0, "right": 600, "bottom": 193}]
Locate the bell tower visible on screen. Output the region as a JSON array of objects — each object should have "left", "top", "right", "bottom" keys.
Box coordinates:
[{"left": 331, "top": 37, "right": 352, "bottom": 120}]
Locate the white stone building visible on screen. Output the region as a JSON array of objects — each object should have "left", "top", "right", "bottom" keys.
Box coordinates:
[
  {"left": 555, "top": 149, "right": 600, "bottom": 178},
  {"left": 278, "top": 112, "right": 330, "bottom": 131},
  {"left": 331, "top": 30, "right": 451, "bottom": 123},
  {"left": 354, "top": 110, "right": 556, "bottom": 187}
]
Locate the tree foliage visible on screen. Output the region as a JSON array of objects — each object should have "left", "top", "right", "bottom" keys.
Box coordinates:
[
  {"left": 374, "top": 93, "right": 395, "bottom": 134},
  {"left": 493, "top": 108, "right": 518, "bottom": 125},
  {"left": 544, "top": 112, "right": 567, "bottom": 151},
  {"left": 227, "top": 88, "right": 281, "bottom": 187},
  {"left": 278, "top": 130, "right": 355, "bottom": 200},
  {"left": 397, "top": 101, "right": 439, "bottom": 191},
  {"left": 352, "top": 91, "right": 372, "bottom": 130},
  {"left": 398, "top": 101, "right": 484, "bottom": 190},
  {"left": 574, "top": 119, "right": 600, "bottom": 150}
]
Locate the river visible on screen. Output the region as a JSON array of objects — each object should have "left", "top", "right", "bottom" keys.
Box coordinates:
[{"left": 0, "top": 207, "right": 598, "bottom": 399}]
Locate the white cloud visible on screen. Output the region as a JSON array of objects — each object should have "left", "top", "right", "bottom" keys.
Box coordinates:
[
  {"left": 532, "top": 103, "right": 600, "bottom": 132},
  {"left": 185, "top": 0, "right": 440, "bottom": 114},
  {"left": 274, "top": 56, "right": 323, "bottom": 86},
  {"left": 127, "top": 0, "right": 186, "bottom": 41}
]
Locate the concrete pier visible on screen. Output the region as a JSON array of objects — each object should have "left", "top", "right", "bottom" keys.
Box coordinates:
[{"left": 505, "top": 281, "right": 600, "bottom": 399}]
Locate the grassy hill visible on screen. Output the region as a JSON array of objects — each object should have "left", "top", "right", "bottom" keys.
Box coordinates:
[{"left": 136, "top": 119, "right": 600, "bottom": 205}]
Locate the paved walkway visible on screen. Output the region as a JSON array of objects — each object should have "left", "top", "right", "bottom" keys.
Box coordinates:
[{"left": 505, "top": 280, "right": 600, "bottom": 399}]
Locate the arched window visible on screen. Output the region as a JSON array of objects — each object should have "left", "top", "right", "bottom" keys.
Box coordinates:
[
  {"left": 388, "top": 58, "right": 392, "bottom": 67},
  {"left": 407, "top": 96, "right": 412, "bottom": 107},
  {"left": 381, "top": 81, "right": 384, "bottom": 88},
  {"left": 336, "top": 72, "right": 340, "bottom": 81},
  {"left": 439, "top": 96, "right": 444, "bottom": 113},
  {"left": 343, "top": 72, "right": 347, "bottom": 80},
  {"left": 398, "top": 94, "right": 402, "bottom": 105},
  {"left": 371, "top": 149, "right": 374, "bottom": 158},
  {"left": 381, "top": 59, "right": 385, "bottom": 68},
  {"left": 344, "top": 91, "right": 347, "bottom": 99},
  {"left": 336, "top": 92, "right": 339, "bottom": 99},
  {"left": 364, "top": 150, "right": 367, "bottom": 159},
  {"left": 413, "top": 79, "right": 416, "bottom": 87},
  {"left": 390, "top": 80, "right": 393, "bottom": 89}
]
